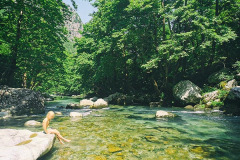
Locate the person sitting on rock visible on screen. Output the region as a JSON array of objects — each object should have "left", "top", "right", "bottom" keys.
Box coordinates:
[{"left": 42, "top": 111, "right": 71, "bottom": 144}]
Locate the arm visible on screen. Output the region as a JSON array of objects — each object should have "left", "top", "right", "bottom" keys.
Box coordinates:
[{"left": 42, "top": 118, "right": 49, "bottom": 134}]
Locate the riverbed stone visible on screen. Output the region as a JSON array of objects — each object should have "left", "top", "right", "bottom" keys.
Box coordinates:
[
  {"left": 0, "top": 129, "right": 55, "bottom": 160},
  {"left": 173, "top": 80, "right": 202, "bottom": 105},
  {"left": 155, "top": 110, "right": 176, "bottom": 118},
  {"left": 222, "top": 86, "right": 240, "bottom": 115},
  {"left": 0, "top": 85, "right": 45, "bottom": 116},
  {"left": 79, "top": 99, "right": 94, "bottom": 107},
  {"left": 24, "top": 120, "right": 42, "bottom": 127},
  {"left": 70, "top": 112, "right": 83, "bottom": 117},
  {"left": 92, "top": 98, "right": 108, "bottom": 109},
  {"left": 55, "top": 111, "right": 62, "bottom": 115}
]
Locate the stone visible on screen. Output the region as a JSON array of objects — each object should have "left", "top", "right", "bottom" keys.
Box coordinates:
[
  {"left": 225, "top": 79, "right": 238, "bottom": 89},
  {"left": 79, "top": 99, "right": 94, "bottom": 107},
  {"left": 55, "top": 112, "right": 62, "bottom": 115},
  {"left": 92, "top": 99, "right": 108, "bottom": 109},
  {"left": 0, "top": 85, "right": 45, "bottom": 116},
  {"left": 104, "top": 93, "right": 133, "bottom": 105},
  {"left": 155, "top": 110, "right": 176, "bottom": 118},
  {"left": 66, "top": 103, "right": 83, "bottom": 109},
  {"left": 24, "top": 120, "right": 42, "bottom": 127},
  {"left": 70, "top": 112, "right": 83, "bottom": 117},
  {"left": 0, "top": 129, "right": 55, "bottom": 160},
  {"left": 173, "top": 80, "right": 202, "bottom": 105},
  {"left": 208, "top": 68, "right": 234, "bottom": 84},
  {"left": 222, "top": 86, "right": 240, "bottom": 115},
  {"left": 184, "top": 105, "right": 194, "bottom": 110},
  {"left": 203, "top": 90, "right": 219, "bottom": 103}
]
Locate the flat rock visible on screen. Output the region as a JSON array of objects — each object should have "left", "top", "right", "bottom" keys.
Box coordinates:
[
  {"left": 0, "top": 129, "right": 55, "bottom": 160},
  {"left": 70, "top": 112, "right": 83, "bottom": 117}
]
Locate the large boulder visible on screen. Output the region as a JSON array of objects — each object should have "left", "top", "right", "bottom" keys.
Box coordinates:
[
  {"left": 155, "top": 110, "right": 176, "bottom": 118},
  {"left": 92, "top": 99, "right": 108, "bottom": 109},
  {"left": 0, "top": 129, "right": 55, "bottom": 160},
  {"left": 203, "top": 90, "right": 219, "bottom": 103},
  {"left": 173, "top": 80, "right": 202, "bottom": 105},
  {"left": 24, "top": 120, "right": 42, "bottom": 127},
  {"left": 104, "top": 93, "right": 133, "bottom": 105},
  {"left": 208, "top": 68, "right": 234, "bottom": 84},
  {"left": 79, "top": 99, "right": 94, "bottom": 107},
  {"left": 222, "top": 86, "right": 240, "bottom": 115},
  {"left": 0, "top": 86, "right": 45, "bottom": 116}
]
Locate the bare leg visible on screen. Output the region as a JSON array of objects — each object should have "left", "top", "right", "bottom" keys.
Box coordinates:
[{"left": 48, "top": 129, "right": 71, "bottom": 143}]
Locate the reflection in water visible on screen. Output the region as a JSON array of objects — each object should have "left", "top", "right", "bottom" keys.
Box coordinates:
[{"left": 0, "top": 97, "right": 240, "bottom": 160}]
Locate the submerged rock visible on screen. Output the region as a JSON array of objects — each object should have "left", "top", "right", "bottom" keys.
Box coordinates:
[
  {"left": 0, "top": 85, "right": 45, "bottom": 116},
  {"left": 222, "top": 86, "right": 240, "bottom": 115},
  {"left": 173, "top": 80, "right": 202, "bottom": 105},
  {"left": 155, "top": 110, "right": 176, "bottom": 118},
  {"left": 70, "top": 112, "right": 83, "bottom": 117},
  {"left": 79, "top": 99, "right": 94, "bottom": 107},
  {"left": 24, "top": 120, "right": 42, "bottom": 127},
  {"left": 0, "top": 129, "right": 55, "bottom": 160},
  {"left": 66, "top": 103, "right": 83, "bottom": 109},
  {"left": 55, "top": 111, "right": 62, "bottom": 115},
  {"left": 92, "top": 99, "right": 108, "bottom": 109}
]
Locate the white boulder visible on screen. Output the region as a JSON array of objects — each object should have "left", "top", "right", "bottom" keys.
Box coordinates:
[
  {"left": 0, "top": 129, "right": 55, "bottom": 160},
  {"left": 24, "top": 120, "right": 42, "bottom": 127},
  {"left": 92, "top": 98, "right": 108, "bottom": 109},
  {"left": 79, "top": 99, "right": 94, "bottom": 107}
]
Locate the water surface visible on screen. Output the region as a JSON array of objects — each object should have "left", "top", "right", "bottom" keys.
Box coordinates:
[{"left": 1, "top": 97, "right": 239, "bottom": 160}]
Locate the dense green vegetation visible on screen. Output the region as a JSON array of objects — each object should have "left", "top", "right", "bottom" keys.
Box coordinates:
[{"left": 1, "top": 0, "right": 239, "bottom": 102}]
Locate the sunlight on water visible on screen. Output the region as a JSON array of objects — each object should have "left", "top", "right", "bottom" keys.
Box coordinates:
[{"left": 1, "top": 97, "right": 240, "bottom": 160}]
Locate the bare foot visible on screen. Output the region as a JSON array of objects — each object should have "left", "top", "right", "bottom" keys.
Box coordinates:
[
  {"left": 64, "top": 139, "right": 71, "bottom": 143},
  {"left": 59, "top": 140, "right": 65, "bottom": 144}
]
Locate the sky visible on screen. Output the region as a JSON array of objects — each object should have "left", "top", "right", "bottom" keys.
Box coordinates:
[{"left": 63, "top": 0, "right": 97, "bottom": 24}]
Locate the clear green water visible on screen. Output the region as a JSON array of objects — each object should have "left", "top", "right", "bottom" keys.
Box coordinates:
[{"left": 1, "top": 97, "right": 240, "bottom": 160}]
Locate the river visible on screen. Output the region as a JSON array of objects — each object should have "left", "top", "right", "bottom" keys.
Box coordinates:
[{"left": 0, "top": 97, "right": 240, "bottom": 160}]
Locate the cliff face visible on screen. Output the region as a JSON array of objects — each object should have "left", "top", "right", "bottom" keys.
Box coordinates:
[{"left": 65, "top": 6, "right": 83, "bottom": 40}]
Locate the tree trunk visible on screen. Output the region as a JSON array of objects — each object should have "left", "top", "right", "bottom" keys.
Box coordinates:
[{"left": 162, "top": 0, "right": 166, "bottom": 41}]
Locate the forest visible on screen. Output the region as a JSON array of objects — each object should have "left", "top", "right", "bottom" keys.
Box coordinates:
[{"left": 1, "top": 0, "right": 239, "bottom": 104}]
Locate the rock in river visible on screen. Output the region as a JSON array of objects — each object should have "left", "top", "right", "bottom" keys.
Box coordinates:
[
  {"left": 79, "top": 99, "right": 94, "bottom": 107},
  {"left": 156, "top": 110, "right": 176, "bottom": 118},
  {"left": 92, "top": 98, "right": 108, "bottom": 109},
  {"left": 0, "top": 85, "right": 45, "bottom": 116},
  {"left": 173, "top": 80, "right": 202, "bottom": 105},
  {"left": 0, "top": 129, "right": 55, "bottom": 160},
  {"left": 66, "top": 103, "right": 83, "bottom": 109},
  {"left": 24, "top": 120, "right": 42, "bottom": 127}
]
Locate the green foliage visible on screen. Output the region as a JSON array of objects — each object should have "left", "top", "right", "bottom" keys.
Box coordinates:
[
  {"left": 218, "top": 90, "right": 229, "bottom": 100},
  {"left": 233, "top": 61, "right": 240, "bottom": 73},
  {"left": 211, "top": 101, "right": 224, "bottom": 107}
]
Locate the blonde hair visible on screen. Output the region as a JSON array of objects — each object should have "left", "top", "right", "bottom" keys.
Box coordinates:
[{"left": 47, "top": 111, "right": 55, "bottom": 118}]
